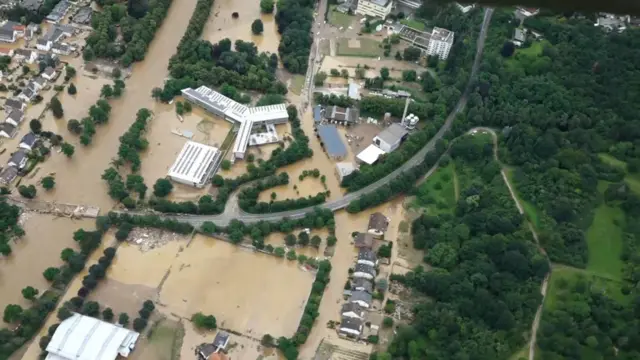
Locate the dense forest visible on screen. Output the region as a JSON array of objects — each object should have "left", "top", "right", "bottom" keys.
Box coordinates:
[
  {"left": 388, "top": 134, "right": 548, "bottom": 359},
  {"left": 341, "top": 4, "right": 483, "bottom": 192},
  {"left": 275, "top": 0, "right": 314, "bottom": 74}
]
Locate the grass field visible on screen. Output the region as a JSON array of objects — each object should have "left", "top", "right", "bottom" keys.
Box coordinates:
[
  {"left": 413, "top": 163, "right": 457, "bottom": 214},
  {"left": 290, "top": 74, "right": 305, "bottom": 95},
  {"left": 516, "top": 40, "right": 549, "bottom": 57},
  {"left": 586, "top": 201, "right": 624, "bottom": 280},
  {"left": 544, "top": 266, "right": 627, "bottom": 310},
  {"left": 598, "top": 153, "right": 640, "bottom": 194},
  {"left": 400, "top": 18, "right": 426, "bottom": 31},
  {"left": 336, "top": 37, "right": 383, "bottom": 58},
  {"left": 328, "top": 6, "right": 353, "bottom": 28}
]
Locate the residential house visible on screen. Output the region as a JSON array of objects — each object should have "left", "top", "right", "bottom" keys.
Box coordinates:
[
  {"left": 0, "top": 166, "right": 18, "bottom": 185},
  {"left": 373, "top": 123, "right": 408, "bottom": 153},
  {"left": 513, "top": 28, "right": 526, "bottom": 46},
  {"left": 339, "top": 316, "right": 364, "bottom": 338},
  {"left": 4, "top": 98, "right": 26, "bottom": 114},
  {"left": 349, "top": 290, "right": 373, "bottom": 309},
  {"left": 36, "top": 38, "right": 53, "bottom": 51},
  {"left": 353, "top": 263, "right": 376, "bottom": 280},
  {"left": 212, "top": 331, "right": 230, "bottom": 351},
  {"left": 351, "top": 278, "right": 373, "bottom": 293},
  {"left": 0, "top": 25, "right": 16, "bottom": 43},
  {"left": 25, "top": 23, "right": 39, "bottom": 40},
  {"left": 42, "top": 66, "right": 57, "bottom": 81},
  {"left": 19, "top": 132, "right": 38, "bottom": 151},
  {"left": 18, "top": 87, "right": 36, "bottom": 102},
  {"left": 46, "top": 0, "right": 71, "bottom": 23},
  {"left": 367, "top": 212, "right": 389, "bottom": 238},
  {"left": 357, "top": 248, "right": 377, "bottom": 267},
  {"left": 354, "top": 232, "right": 374, "bottom": 249},
  {"left": 196, "top": 344, "right": 216, "bottom": 360},
  {"left": 14, "top": 49, "right": 37, "bottom": 64},
  {"left": 516, "top": 7, "right": 540, "bottom": 18},
  {"left": 73, "top": 6, "right": 93, "bottom": 25},
  {"left": 8, "top": 149, "right": 28, "bottom": 169},
  {"left": 456, "top": 2, "right": 475, "bottom": 13},
  {"left": 324, "top": 106, "right": 357, "bottom": 126},
  {"left": 52, "top": 42, "right": 72, "bottom": 55},
  {"left": 11, "top": 23, "right": 25, "bottom": 37},
  {"left": 5, "top": 109, "right": 24, "bottom": 126},
  {"left": 341, "top": 302, "right": 365, "bottom": 320},
  {"left": 32, "top": 76, "right": 47, "bottom": 90},
  {"left": 37, "top": 52, "right": 60, "bottom": 67},
  {"left": 0, "top": 122, "right": 16, "bottom": 138},
  {"left": 0, "top": 47, "right": 14, "bottom": 57}
]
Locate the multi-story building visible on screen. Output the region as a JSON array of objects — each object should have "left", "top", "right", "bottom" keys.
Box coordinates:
[
  {"left": 427, "top": 27, "right": 454, "bottom": 60},
  {"left": 355, "top": 0, "right": 392, "bottom": 19}
]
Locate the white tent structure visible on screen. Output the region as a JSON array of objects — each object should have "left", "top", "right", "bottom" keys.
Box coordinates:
[{"left": 46, "top": 313, "right": 139, "bottom": 360}]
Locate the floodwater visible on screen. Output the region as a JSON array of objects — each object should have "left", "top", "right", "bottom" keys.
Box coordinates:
[
  {"left": 17, "top": 0, "right": 199, "bottom": 211},
  {"left": 257, "top": 172, "right": 327, "bottom": 202},
  {"left": 263, "top": 228, "right": 330, "bottom": 258},
  {"left": 203, "top": 0, "right": 281, "bottom": 55},
  {"left": 0, "top": 214, "right": 92, "bottom": 323}
]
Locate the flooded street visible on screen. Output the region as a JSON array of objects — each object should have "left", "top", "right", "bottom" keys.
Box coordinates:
[
  {"left": 203, "top": 0, "right": 281, "bottom": 54},
  {"left": 0, "top": 214, "right": 92, "bottom": 323}
]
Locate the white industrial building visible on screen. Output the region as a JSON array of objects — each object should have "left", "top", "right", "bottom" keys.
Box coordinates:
[
  {"left": 45, "top": 313, "right": 139, "bottom": 360},
  {"left": 167, "top": 141, "right": 221, "bottom": 188},
  {"left": 355, "top": 0, "right": 393, "bottom": 19},
  {"left": 427, "top": 27, "right": 454, "bottom": 60},
  {"left": 181, "top": 86, "right": 288, "bottom": 160},
  {"left": 357, "top": 144, "right": 386, "bottom": 165},
  {"left": 373, "top": 123, "right": 408, "bottom": 152}
]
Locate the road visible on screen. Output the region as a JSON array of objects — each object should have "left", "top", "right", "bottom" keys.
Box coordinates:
[{"left": 131, "top": 8, "right": 494, "bottom": 227}]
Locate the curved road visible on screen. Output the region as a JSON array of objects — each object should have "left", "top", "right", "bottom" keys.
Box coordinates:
[{"left": 146, "top": 8, "right": 494, "bottom": 227}]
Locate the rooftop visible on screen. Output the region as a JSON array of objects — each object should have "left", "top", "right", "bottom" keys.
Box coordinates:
[
  {"left": 326, "top": 105, "right": 357, "bottom": 123},
  {"left": 0, "top": 166, "right": 18, "bottom": 185},
  {"left": 4, "top": 98, "right": 24, "bottom": 109},
  {"left": 43, "top": 67, "right": 56, "bottom": 76},
  {"left": 358, "top": 248, "right": 377, "bottom": 262},
  {"left": 514, "top": 28, "right": 526, "bottom": 42},
  {"left": 351, "top": 277, "right": 373, "bottom": 292},
  {"left": 360, "top": 0, "right": 390, "bottom": 7},
  {"left": 0, "top": 122, "right": 16, "bottom": 136},
  {"left": 313, "top": 105, "right": 323, "bottom": 123},
  {"left": 73, "top": 6, "right": 93, "bottom": 24},
  {"left": 45, "top": 312, "right": 139, "bottom": 360},
  {"left": 341, "top": 302, "right": 364, "bottom": 315},
  {"left": 46, "top": 0, "right": 71, "bottom": 22},
  {"left": 316, "top": 125, "right": 347, "bottom": 158},
  {"left": 350, "top": 290, "right": 373, "bottom": 304},
  {"left": 167, "top": 141, "right": 220, "bottom": 187},
  {"left": 356, "top": 144, "right": 385, "bottom": 165},
  {"left": 376, "top": 123, "right": 408, "bottom": 146},
  {"left": 431, "top": 27, "right": 454, "bottom": 43},
  {"left": 335, "top": 161, "right": 356, "bottom": 178},
  {"left": 340, "top": 316, "right": 364, "bottom": 331},
  {"left": 348, "top": 82, "right": 360, "bottom": 100},
  {"left": 354, "top": 232, "right": 374, "bottom": 248},
  {"left": 7, "top": 109, "right": 24, "bottom": 122},
  {"left": 354, "top": 263, "right": 376, "bottom": 275},
  {"left": 20, "top": 132, "right": 37, "bottom": 146},
  {"left": 368, "top": 212, "right": 389, "bottom": 233},
  {"left": 14, "top": 48, "right": 34, "bottom": 57},
  {"left": 213, "top": 331, "right": 230, "bottom": 349}
]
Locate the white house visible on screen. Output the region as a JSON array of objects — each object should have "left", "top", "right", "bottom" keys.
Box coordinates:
[
  {"left": 427, "top": 27, "right": 454, "bottom": 60},
  {"left": 341, "top": 303, "right": 365, "bottom": 320},
  {"left": 373, "top": 123, "right": 408, "bottom": 153},
  {"left": 355, "top": 0, "right": 392, "bottom": 19},
  {"left": 42, "top": 67, "right": 57, "bottom": 81},
  {"left": 516, "top": 7, "right": 540, "bottom": 17},
  {"left": 32, "top": 76, "right": 47, "bottom": 90},
  {"left": 353, "top": 263, "right": 376, "bottom": 280},
  {"left": 357, "top": 248, "right": 377, "bottom": 267},
  {"left": 456, "top": 2, "right": 475, "bottom": 13},
  {"left": 367, "top": 212, "right": 389, "bottom": 238},
  {"left": 36, "top": 38, "right": 53, "bottom": 51},
  {"left": 5, "top": 109, "right": 24, "bottom": 126},
  {"left": 513, "top": 28, "right": 526, "bottom": 46},
  {"left": 19, "top": 132, "right": 38, "bottom": 151},
  {"left": 349, "top": 290, "right": 373, "bottom": 309},
  {"left": 13, "top": 49, "right": 37, "bottom": 64},
  {"left": 339, "top": 316, "right": 363, "bottom": 338}
]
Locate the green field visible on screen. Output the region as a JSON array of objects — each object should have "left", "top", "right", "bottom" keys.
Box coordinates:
[
  {"left": 413, "top": 163, "right": 457, "bottom": 214},
  {"left": 544, "top": 266, "right": 626, "bottom": 310},
  {"left": 336, "top": 38, "right": 383, "bottom": 58},
  {"left": 328, "top": 6, "right": 353, "bottom": 28},
  {"left": 290, "top": 74, "right": 305, "bottom": 95},
  {"left": 400, "top": 18, "right": 426, "bottom": 31},
  {"left": 586, "top": 201, "right": 624, "bottom": 280},
  {"left": 516, "top": 40, "right": 548, "bottom": 57},
  {"left": 598, "top": 153, "right": 640, "bottom": 194}
]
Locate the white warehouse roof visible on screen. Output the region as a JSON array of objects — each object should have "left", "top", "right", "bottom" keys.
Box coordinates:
[
  {"left": 168, "top": 141, "right": 221, "bottom": 187},
  {"left": 46, "top": 313, "right": 139, "bottom": 360},
  {"left": 357, "top": 144, "right": 386, "bottom": 165}
]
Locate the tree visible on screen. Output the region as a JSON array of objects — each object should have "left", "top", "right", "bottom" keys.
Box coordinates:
[
  {"left": 297, "top": 231, "right": 310, "bottom": 246},
  {"left": 327, "top": 235, "right": 337, "bottom": 247},
  {"left": 50, "top": 96, "right": 64, "bottom": 118},
  {"left": 18, "top": 185, "right": 37, "bottom": 199},
  {"left": 67, "top": 119, "right": 82, "bottom": 134},
  {"left": 112, "top": 67, "right": 121, "bottom": 78},
  {"left": 191, "top": 312, "right": 217, "bottom": 329},
  {"left": 39, "top": 335, "right": 51, "bottom": 350},
  {"left": 285, "top": 233, "right": 297, "bottom": 246},
  {"left": 221, "top": 160, "right": 231, "bottom": 170},
  {"left": 3, "top": 304, "right": 23, "bottom": 323},
  {"left": 380, "top": 67, "right": 390, "bottom": 80},
  {"left": 403, "top": 47, "right": 421, "bottom": 61},
  {"left": 41, "top": 176, "right": 55, "bottom": 190},
  {"left": 383, "top": 317, "right": 394, "bottom": 328},
  {"left": 315, "top": 71, "right": 328, "bottom": 86},
  {"left": 153, "top": 178, "right": 173, "bottom": 197},
  {"left": 43, "top": 267, "right": 60, "bottom": 281},
  {"left": 261, "top": 334, "right": 274, "bottom": 347},
  {"left": 274, "top": 247, "right": 285, "bottom": 257},
  {"left": 22, "top": 286, "right": 39, "bottom": 300},
  {"left": 260, "top": 0, "right": 274, "bottom": 13},
  {"left": 251, "top": 19, "right": 264, "bottom": 35},
  {"left": 133, "top": 317, "right": 148, "bottom": 331},
  {"left": 65, "top": 65, "right": 76, "bottom": 79},
  {"left": 311, "top": 235, "right": 322, "bottom": 248},
  {"left": 201, "top": 221, "right": 217, "bottom": 233},
  {"left": 61, "top": 142, "right": 75, "bottom": 158},
  {"left": 57, "top": 307, "right": 73, "bottom": 321},
  {"left": 402, "top": 70, "right": 417, "bottom": 82},
  {"left": 101, "top": 84, "right": 114, "bottom": 98},
  {"left": 102, "top": 307, "right": 114, "bottom": 321},
  {"left": 67, "top": 83, "right": 77, "bottom": 95},
  {"left": 29, "top": 118, "right": 42, "bottom": 133},
  {"left": 501, "top": 41, "right": 515, "bottom": 57},
  {"left": 118, "top": 312, "right": 130, "bottom": 326},
  {"left": 22, "top": 65, "right": 29, "bottom": 75}
]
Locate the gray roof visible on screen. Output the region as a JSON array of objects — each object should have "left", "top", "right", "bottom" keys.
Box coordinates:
[
  {"left": 0, "top": 166, "right": 18, "bottom": 184},
  {"left": 46, "top": 0, "right": 70, "bottom": 22},
  {"left": 37, "top": 38, "right": 50, "bottom": 46},
  {"left": 9, "top": 149, "right": 27, "bottom": 165},
  {"left": 326, "top": 106, "right": 357, "bottom": 123},
  {"left": 73, "top": 7, "right": 93, "bottom": 24},
  {"left": 313, "top": 105, "right": 323, "bottom": 123},
  {"left": 20, "top": 132, "right": 37, "bottom": 146},
  {"left": 197, "top": 343, "right": 216, "bottom": 358},
  {"left": 514, "top": 28, "right": 526, "bottom": 42},
  {"left": 43, "top": 67, "right": 56, "bottom": 77},
  {"left": 213, "top": 331, "right": 230, "bottom": 348},
  {"left": 0, "top": 27, "right": 14, "bottom": 40},
  {"left": 354, "top": 232, "right": 374, "bottom": 248},
  {"left": 351, "top": 278, "right": 373, "bottom": 293},
  {"left": 34, "top": 76, "right": 47, "bottom": 86},
  {"left": 52, "top": 42, "right": 70, "bottom": 53},
  {"left": 340, "top": 316, "right": 363, "bottom": 331},
  {"left": 4, "top": 98, "right": 24, "bottom": 110},
  {"left": 358, "top": 248, "right": 377, "bottom": 263},
  {"left": 355, "top": 263, "right": 376, "bottom": 276},
  {"left": 21, "top": 87, "right": 35, "bottom": 99},
  {"left": 341, "top": 302, "right": 364, "bottom": 315},
  {"left": 317, "top": 125, "right": 347, "bottom": 158},
  {"left": 376, "top": 123, "right": 408, "bottom": 146},
  {"left": 350, "top": 290, "right": 372, "bottom": 305},
  {"left": 431, "top": 27, "right": 454, "bottom": 43},
  {"left": 22, "top": 0, "right": 45, "bottom": 11},
  {"left": 368, "top": 212, "right": 389, "bottom": 233},
  {"left": 7, "top": 109, "right": 24, "bottom": 122},
  {"left": 14, "top": 48, "right": 33, "bottom": 58},
  {"left": 361, "top": 0, "right": 390, "bottom": 7},
  {"left": 0, "top": 122, "right": 16, "bottom": 136}
]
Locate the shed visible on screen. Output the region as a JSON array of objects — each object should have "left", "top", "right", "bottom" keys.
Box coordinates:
[
  {"left": 373, "top": 123, "right": 408, "bottom": 152},
  {"left": 316, "top": 125, "right": 347, "bottom": 159},
  {"left": 356, "top": 144, "right": 385, "bottom": 165}
]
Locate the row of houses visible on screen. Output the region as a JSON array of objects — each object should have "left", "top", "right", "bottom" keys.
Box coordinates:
[
  {"left": 15, "top": 66, "right": 58, "bottom": 104},
  {"left": 338, "top": 212, "right": 390, "bottom": 339},
  {"left": 0, "top": 132, "right": 39, "bottom": 185},
  {"left": 37, "top": 24, "right": 75, "bottom": 55}
]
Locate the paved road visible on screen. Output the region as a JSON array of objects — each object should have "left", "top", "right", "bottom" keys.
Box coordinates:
[{"left": 142, "top": 8, "right": 494, "bottom": 227}]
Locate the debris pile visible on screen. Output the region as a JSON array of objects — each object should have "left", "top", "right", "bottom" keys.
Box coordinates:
[{"left": 127, "top": 228, "right": 186, "bottom": 252}]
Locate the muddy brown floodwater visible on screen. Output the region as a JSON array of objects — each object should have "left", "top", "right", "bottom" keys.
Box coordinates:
[{"left": 203, "top": 0, "right": 281, "bottom": 55}]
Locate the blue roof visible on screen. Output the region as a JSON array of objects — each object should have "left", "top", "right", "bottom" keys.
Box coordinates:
[
  {"left": 317, "top": 125, "right": 347, "bottom": 158},
  {"left": 313, "top": 105, "right": 323, "bottom": 123}
]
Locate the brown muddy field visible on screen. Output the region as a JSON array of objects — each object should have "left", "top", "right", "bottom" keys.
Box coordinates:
[{"left": 320, "top": 55, "right": 425, "bottom": 79}]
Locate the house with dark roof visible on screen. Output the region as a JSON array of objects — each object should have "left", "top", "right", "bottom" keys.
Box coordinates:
[
  {"left": 33, "top": 76, "right": 47, "bottom": 90},
  {"left": 73, "top": 6, "right": 93, "bottom": 25},
  {"left": 349, "top": 290, "right": 373, "bottom": 309},
  {"left": 0, "top": 166, "right": 18, "bottom": 185},
  {"left": 19, "top": 132, "right": 38, "bottom": 151},
  {"left": 196, "top": 343, "right": 217, "bottom": 360},
  {"left": 339, "top": 316, "right": 363, "bottom": 338},
  {"left": 316, "top": 124, "right": 347, "bottom": 160},
  {"left": 42, "top": 66, "right": 57, "bottom": 81},
  {"left": 325, "top": 105, "right": 357, "bottom": 126},
  {"left": 213, "top": 331, "right": 230, "bottom": 350},
  {"left": 18, "top": 87, "right": 36, "bottom": 103},
  {"left": 351, "top": 277, "right": 373, "bottom": 293},
  {"left": 4, "top": 98, "right": 26, "bottom": 114},
  {"left": 368, "top": 212, "right": 389, "bottom": 238},
  {"left": 8, "top": 149, "right": 28, "bottom": 168},
  {"left": 5, "top": 109, "right": 24, "bottom": 126},
  {"left": 354, "top": 232, "right": 374, "bottom": 249},
  {"left": 0, "top": 122, "right": 16, "bottom": 138},
  {"left": 0, "top": 25, "right": 16, "bottom": 43},
  {"left": 357, "top": 248, "right": 377, "bottom": 267},
  {"left": 36, "top": 38, "right": 52, "bottom": 51},
  {"left": 13, "top": 48, "right": 37, "bottom": 64},
  {"left": 341, "top": 302, "right": 365, "bottom": 319},
  {"left": 52, "top": 42, "right": 72, "bottom": 55},
  {"left": 46, "top": 0, "right": 71, "bottom": 23},
  {"left": 353, "top": 263, "right": 376, "bottom": 280}
]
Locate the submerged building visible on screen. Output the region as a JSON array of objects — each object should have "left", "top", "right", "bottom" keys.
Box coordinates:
[
  {"left": 181, "top": 86, "right": 288, "bottom": 160},
  {"left": 167, "top": 141, "right": 222, "bottom": 188}
]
